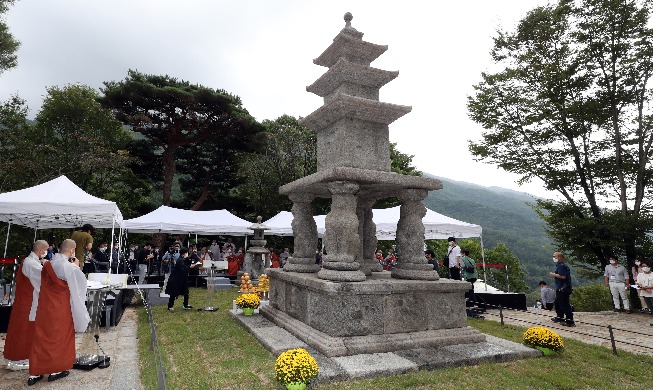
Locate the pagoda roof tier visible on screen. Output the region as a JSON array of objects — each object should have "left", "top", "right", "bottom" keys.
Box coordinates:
[
  {"left": 300, "top": 93, "right": 411, "bottom": 132},
  {"left": 314, "top": 31, "right": 387, "bottom": 68},
  {"left": 279, "top": 167, "right": 442, "bottom": 198},
  {"left": 307, "top": 58, "right": 399, "bottom": 97}
]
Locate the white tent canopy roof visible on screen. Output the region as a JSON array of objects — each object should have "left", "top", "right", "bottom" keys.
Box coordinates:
[
  {"left": 373, "top": 206, "right": 482, "bottom": 240},
  {"left": 263, "top": 211, "right": 326, "bottom": 237},
  {"left": 0, "top": 175, "right": 124, "bottom": 229},
  {"left": 123, "top": 206, "right": 253, "bottom": 235},
  {"left": 264, "top": 205, "right": 481, "bottom": 240}
]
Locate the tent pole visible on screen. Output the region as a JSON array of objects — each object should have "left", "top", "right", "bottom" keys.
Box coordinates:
[
  {"left": 33, "top": 227, "right": 38, "bottom": 243},
  {"left": 244, "top": 234, "right": 248, "bottom": 251},
  {"left": 3, "top": 222, "right": 11, "bottom": 258},
  {"left": 480, "top": 234, "right": 487, "bottom": 291},
  {"left": 109, "top": 213, "right": 116, "bottom": 278}
]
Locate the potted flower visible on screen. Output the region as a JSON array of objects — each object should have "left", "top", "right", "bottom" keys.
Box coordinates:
[
  {"left": 523, "top": 326, "right": 564, "bottom": 355},
  {"left": 274, "top": 348, "right": 319, "bottom": 389},
  {"left": 235, "top": 293, "right": 260, "bottom": 316}
]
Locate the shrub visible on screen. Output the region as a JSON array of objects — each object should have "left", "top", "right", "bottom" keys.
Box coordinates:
[
  {"left": 274, "top": 348, "right": 319, "bottom": 384},
  {"left": 235, "top": 293, "right": 260, "bottom": 309},
  {"left": 523, "top": 326, "right": 564, "bottom": 352},
  {"left": 570, "top": 283, "right": 613, "bottom": 312}
]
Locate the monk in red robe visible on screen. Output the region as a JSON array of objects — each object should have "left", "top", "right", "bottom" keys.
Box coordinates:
[
  {"left": 269, "top": 247, "right": 281, "bottom": 268},
  {"left": 4, "top": 240, "right": 48, "bottom": 371},
  {"left": 226, "top": 251, "right": 239, "bottom": 275},
  {"left": 27, "top": 239, "right": 89, "bottom": 386}
]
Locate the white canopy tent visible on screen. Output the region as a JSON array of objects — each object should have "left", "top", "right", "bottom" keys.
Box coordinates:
[
  {"left": 0, "top": 175, "right": 124, "bottom": 269},
  {"left": 0, "top": 176, "right": 124, "bottom": 230},
  {"left": 264, "top": 206, "right": 488, "bottom": 289},
  {"left": 263, "top": 206, "right": 482, "bottom": 240},
  {"left": 123, "top": 206, "right": 253, "bottom": 236},
  {"left": 263, "top": 211, "right": 326, "bottom": 237},
  {"left": 373, "top": 206, "right": 481, "bottom": 240}
]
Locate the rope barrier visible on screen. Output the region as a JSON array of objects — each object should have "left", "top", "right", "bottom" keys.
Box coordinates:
[
  {"left": 480, "top": 301, "right": 653, "bottom": 337},
  {"left": 478, "top": 302, "right": 653, "bottom": 355},
  {"left": 125, "top": 260, "right": 167, "bottom": 390}
]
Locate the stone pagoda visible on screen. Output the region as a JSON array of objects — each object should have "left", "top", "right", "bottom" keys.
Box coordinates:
[
  {"left": 261, "top": 13, "right": 483, "bottom": 358},
  {"left": 281, "top": 12, "right": 441, "bottom": 282},
  {"left": 238, "top": 216, "right": 269, "bottom": 283}
]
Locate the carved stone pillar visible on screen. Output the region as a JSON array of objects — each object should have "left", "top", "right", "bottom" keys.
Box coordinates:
[
  {"left": 317, "top": 181, "right": 366, "bottom": 282},
  {"left": 391, "top": 189, "right": 438, "bottom": 280},
  {"left": 357, "top": 197, "right": 381, "bottom": 275},
  {"left": 284, "top": 193, "right": 321, "bottom": 273}
]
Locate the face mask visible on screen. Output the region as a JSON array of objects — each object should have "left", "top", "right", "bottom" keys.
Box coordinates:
[
  {"left": 609, "top": 260, "right": 616, "bottom": 265},
  {"left": 183, "top": 254, "right": 189, "bottom": 258},
  {"left": 635, "top": 261, "right": 641, "bottom": 266},
  {"left": 114, "top": 245, "right": 119, "bottom": 249},
  {"left": 99, "top": 247, "right": 106, "bottom": 252},
  {"left": 552, "top": 257, "right": 558, "bottom": 263},
  {"left": 641, "top": 267, "right": 650, "bottom": 272},
  {"left": 39, "top": 250, "right": 47, "bottom": 259}
]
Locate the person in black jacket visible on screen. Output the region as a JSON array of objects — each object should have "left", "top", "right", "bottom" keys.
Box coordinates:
[{"left": 165, "top": 248, "right": 196, "bottom": 311}]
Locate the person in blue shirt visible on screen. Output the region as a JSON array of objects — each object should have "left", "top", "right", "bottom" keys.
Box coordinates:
[{"left": 549, "top": 252, "right": 575, "bottom": 326}]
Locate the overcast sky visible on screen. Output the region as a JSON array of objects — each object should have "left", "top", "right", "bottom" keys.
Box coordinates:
[{"left": 0, "top": 0, "right": 556, "bottom": 199}]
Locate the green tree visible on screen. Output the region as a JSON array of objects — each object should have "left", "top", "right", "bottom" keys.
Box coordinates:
[
  {"left": 0, "top": 0, "right": 19, "bottom": 75},
  {"left": 100, "top": 70, "right": 263, "bottom": 206},
  {"left": 0, "top": 95, "right": 32, "bottom": 192},
  {"left": 237, "top": 115, "right": 317, "bottom": 219},
  {"left": 236, "top": 116, "right": 423, "bottom": 220},
  {"left": 34, "top": 84, "right": 147, "bottom": 217},
  {"left": 467, "top": 0, "right": 653, "bottom": 276}
]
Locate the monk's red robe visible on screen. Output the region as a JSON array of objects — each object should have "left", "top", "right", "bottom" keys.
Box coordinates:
[
  {"left": 29, "top": 262, "right": 76, "bottom": 375},
  {"left": 3, "top": 265, "right": 35, "bottom": 361}
]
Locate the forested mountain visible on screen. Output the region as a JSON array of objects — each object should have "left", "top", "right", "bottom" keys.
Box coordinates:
[{"left": 423, "top": 175, "right": 581, "bottom": 291}]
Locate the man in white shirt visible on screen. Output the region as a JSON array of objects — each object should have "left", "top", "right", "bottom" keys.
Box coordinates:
[
  {"left": 447, "top": 237, "right": 462, "bottom": 280},
  {"left": 604, "top": 256, "right": 631, "bottom": 313}
]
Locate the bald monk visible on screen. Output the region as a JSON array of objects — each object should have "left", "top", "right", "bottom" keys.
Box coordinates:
[
  {"left": 27, "top": 239, "right": 90, "bottom": 386},
  {"left": 3, "top": 240, "right": 49, "bottom": 371}
]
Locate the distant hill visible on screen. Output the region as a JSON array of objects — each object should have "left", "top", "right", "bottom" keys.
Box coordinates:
[{"left": 423, "top": 175, "right": 559, "bottom": 291}]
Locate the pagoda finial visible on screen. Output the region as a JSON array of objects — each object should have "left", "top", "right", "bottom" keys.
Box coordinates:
[{"left": 344, "top": 12, "right": 353, "bottom": 27}]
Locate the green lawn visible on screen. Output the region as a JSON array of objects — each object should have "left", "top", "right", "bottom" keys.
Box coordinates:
[{"left": 137, "top": 288, "right": 653, "bottom": 389}]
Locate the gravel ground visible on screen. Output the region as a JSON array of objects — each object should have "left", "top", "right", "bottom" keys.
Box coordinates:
[
  {"left": 0, "top": 307, "right": 142, "bottom": 390},
  {"left": 483, "top": 307, "right": 653, "bottom": 356}
]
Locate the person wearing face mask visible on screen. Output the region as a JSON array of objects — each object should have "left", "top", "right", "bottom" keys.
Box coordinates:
[
  {"left": 635, "top": 262, "right": 653, "bottom": 314},
  {"left": 28, "top": 239, "right": 90, "bottom": 386},
  {"left": 110, "top": 242, "right": 121, "bottom": 273},
  {"left": 3, "top": 240, "right": 49, "bottom": 371},
  {"left": 604, "top": 256, "right": 631, "bottom": 313},
  {"left": 165, "top": 248, "right": 195, "bottom": 311},
  {"left": 632, "top": 257, "right": 648, "bottom": 313},
  {"left": 92, "top": 242, "right": 110, "bottom": 272},
  {"left": 549, "top": 252, "right": 575, "bottom": 326},
  {"left": 447, "top": 237, "right": 462, "bottom": 280}
]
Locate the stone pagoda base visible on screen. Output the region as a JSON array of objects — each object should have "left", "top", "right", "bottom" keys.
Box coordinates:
[{"left": 260, "top": 268, "right": 485, "bottom": 357}]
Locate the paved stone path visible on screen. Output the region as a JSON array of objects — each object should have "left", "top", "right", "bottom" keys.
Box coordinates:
[
  {"left": 0, "top": 307, "right": 142, "bottom": 390},
  {"left": 483, "top": 307, "right": 653, "bottom": 356}
]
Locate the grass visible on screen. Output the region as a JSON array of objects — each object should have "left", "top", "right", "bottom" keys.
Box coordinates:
[{"left": 137, "top": 288, "right": 653, "bottom": 389}]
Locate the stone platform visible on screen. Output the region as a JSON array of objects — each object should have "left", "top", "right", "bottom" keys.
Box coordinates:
[
  {"left": 229, "top": 310, "right": 541, "bottom": 383},
  {"left": 261, "top": 269, "right": 485, "bottom": 357}
]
